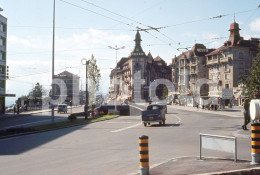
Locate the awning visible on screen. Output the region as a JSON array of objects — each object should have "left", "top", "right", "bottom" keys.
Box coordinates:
[{"left": 0, "top": 94, "right": 16, "bottom": 97}]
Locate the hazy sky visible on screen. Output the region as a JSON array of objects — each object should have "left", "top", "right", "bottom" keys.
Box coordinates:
[{"left": 1, "top": 0, "right": 260, "bottom": 105}]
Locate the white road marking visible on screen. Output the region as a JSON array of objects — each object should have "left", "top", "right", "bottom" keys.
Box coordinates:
[
  {"left": 111, "top": 122, "right": 142, "bottom": 133},
  {"left": 107, "top": 121, "right": 132, "bottom": 124},
  {"left": 171, "top": 114, "right": 181, "bottom": 126},
  {"left": 128, "top": 104, "right": 144, "bottom": 111}
]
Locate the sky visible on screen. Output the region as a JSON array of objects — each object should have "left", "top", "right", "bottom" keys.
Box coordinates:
[{"left": 1, "top": 0, "right": 260, "bottom": 106}]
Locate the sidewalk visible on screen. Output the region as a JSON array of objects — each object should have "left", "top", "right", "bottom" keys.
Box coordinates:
[
  {"left": 169, "top": 104, "right": 244, "bottom": 118},
  {"left": 0, "top": 105, "right": 83, "bottom": 119},
  {"left": 148, "top": 156, "right": 260, "bottom": 175}
]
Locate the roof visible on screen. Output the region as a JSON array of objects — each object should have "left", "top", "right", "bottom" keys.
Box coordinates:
[
  {"left": 55, "top": 71, "right": 79, "bottom": 78},
  {"left": 206, "top": 45, "right": 228, "bottom": 56}
]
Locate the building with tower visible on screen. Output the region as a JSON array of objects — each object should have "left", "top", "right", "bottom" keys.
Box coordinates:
[
  {"left": 109, "top": 31, "right": 172, "bottom": 102},
  {"left": 206, "top": 21, "right": 259, "bottom": 106}
]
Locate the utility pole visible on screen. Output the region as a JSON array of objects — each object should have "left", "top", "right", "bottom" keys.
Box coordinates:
[
  {"left": 108, "top": 45, "right": 125, "bottom": 111},
  {"left": 51, "top": 0, "right": 56, "bottom": 124},
  {"left": 81, "top": 58, "right": 89, "bottom": 119}
]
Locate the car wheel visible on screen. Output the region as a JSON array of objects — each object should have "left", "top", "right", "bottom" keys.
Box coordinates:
[{"left": 144, "top": 123, "right": 147, "bottom": 127}]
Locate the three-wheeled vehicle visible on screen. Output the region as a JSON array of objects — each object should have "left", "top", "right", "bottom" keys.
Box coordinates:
[{"left": 141, "top": 104, "right": 166, "bottom": 127}]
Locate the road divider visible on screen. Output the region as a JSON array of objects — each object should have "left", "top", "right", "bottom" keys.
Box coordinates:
[{"left": 251, "top": 123, "right": 260, "bottom": 164}]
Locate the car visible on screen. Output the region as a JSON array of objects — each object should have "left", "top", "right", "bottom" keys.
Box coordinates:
[
  {"left": 141, "top": 104, "right": 166, "bottom": 126},
  {"left": 57, "top": 104, "right": 68, "bottom": 113},
  {"left": 155, "top": 102, "right": 167, "bottom": 113}
]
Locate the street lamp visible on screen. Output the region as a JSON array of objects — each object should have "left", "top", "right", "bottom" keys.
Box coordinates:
[
  {"left": 108, "top": 45, "right": 125, "bottom": 112},
  {"left": 51, "top": 0, "right": 56, "bottom": 124},
  {"left": 81, "top": 58, "right": 89, "bottom": 119}
]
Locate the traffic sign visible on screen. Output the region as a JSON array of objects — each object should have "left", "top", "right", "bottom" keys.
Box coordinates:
[{"left": 222, "top": 88, "right": 233, "bottom": 99}]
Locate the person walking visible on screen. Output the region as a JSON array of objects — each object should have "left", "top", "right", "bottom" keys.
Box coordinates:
[{"left": 242, "top": 98, "right": 250, "bottom": 130}]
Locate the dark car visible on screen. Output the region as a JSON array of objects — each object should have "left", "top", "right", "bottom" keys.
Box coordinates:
[{"left": 141, "top": 104, "right": 166, "bottom": 126}]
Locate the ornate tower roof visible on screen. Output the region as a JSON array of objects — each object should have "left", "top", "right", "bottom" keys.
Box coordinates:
[
  {"left": 228, "top": 21, "right": 241, "bottom": 46},
  {"left": 131, "top": 30, "right": 145, "bottom": 57}
]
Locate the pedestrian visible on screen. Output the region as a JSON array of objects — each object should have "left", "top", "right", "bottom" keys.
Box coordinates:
[{"left": 242, "top": 98, "right": 250, "bottom": 130}]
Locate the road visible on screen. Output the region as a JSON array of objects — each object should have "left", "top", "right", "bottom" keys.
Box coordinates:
[
  {"left": 0, "top": 104, "right": 251, "bottom": 175},
  {"left": 0, "top": 106, "right": 84, "bottom": 130}
]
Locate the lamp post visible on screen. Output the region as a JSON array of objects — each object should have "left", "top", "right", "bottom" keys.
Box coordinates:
[
  {"left": 81, "top": 58, "right": 89, "bottom": 119},
  {"left": 51, "top": 0, "right": 56, "bottom": 124},
  {"left": 108, "top": 45, "right": 125, "bottom": 111}
]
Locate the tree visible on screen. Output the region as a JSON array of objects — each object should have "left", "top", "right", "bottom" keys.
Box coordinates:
[
  {"left": 87, "top": 54, "right": 101, "bottom": 105},
  {"left": 28, "top": 82, "right": 47, "bottom": 100},
  {"left": 239, "top": 53, "right": 260, "bottom": 99}
]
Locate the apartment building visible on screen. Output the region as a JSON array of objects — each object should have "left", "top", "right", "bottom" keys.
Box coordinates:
[
  {"left": 0, "top": 12, "right": 7, "bottom": 113},
  {"left": 206, "top": 21, "right": 259, "bottom": 106},
  {"left": 172, "top": 44, "right": 213, "bottom": 106},
  {"left": 53, "top": 71, "right": 80, "bottom": 105}
]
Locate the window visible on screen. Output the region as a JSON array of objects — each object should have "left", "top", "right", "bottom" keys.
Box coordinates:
[
  {"left": 239, "top": 52, "right": 244, "bottom": 59},
  {"left": 0, "top": 23, "right": 6, "bottom": 33},
  {"left": 225, "top": 74, "right": 230, "bottom": 80},
  {"left": 0, "top": 38, "right": 5, "bottom": 46},
  {"left": 225, "top": 84, "right": 229, "bottom": 88},
  {"left": 239, "top": 62, "right": 244, "bottom": 69},
  {"left": 0, "top": 52, "right": 3, "bottom": 60}
]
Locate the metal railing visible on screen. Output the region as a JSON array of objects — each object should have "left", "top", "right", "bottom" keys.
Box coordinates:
[{"left": 199, "top": 133, "right": 237, "bottom": 162}]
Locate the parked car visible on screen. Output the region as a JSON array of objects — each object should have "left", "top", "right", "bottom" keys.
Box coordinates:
[
  {"left": 141, "top": 104, "right": 166, "bottom": 126},
  {"left": 57, "top": 104, "right": 68, "bottom": 113}
]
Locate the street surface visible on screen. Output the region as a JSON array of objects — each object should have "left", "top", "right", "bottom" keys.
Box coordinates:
[
  {"left": 0, "top": 106, "right": 84, "bottom": 130},
  {"left": 0, "top": 104, "right": 251, "bottom": 175}
]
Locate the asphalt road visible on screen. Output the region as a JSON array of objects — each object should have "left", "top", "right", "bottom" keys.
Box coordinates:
[
  {"left": 0, "top": 106, "right": 84, "bottom": 130},
  {"left": 0, "top": 105, "right": 251, "bottom": 175}
]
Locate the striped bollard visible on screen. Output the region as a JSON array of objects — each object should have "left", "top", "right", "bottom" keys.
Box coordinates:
[
  {"left": 139, "top": 135, "right": 149, "bottom": 175},
  {"left": 251, "top": 123, "right": 260, "bottom": 164}
]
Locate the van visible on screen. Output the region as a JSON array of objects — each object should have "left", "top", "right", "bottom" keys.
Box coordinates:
[{"left": 58, "top": 104, "right": 68, "bottom": 113}]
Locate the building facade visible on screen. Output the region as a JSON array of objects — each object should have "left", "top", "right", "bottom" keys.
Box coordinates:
[
  {"left": 110, "top": 31, "right": 172, "bottom": 102},
  {"left": 53, "top": 71, "right": 80, "bottom": 105},
  {"left": 206, "top": 21, "right": 259, "bottom": 106},
  {"left": 171, "top": 44, "right": 213, "bottom": 105},
  {"left": 0, "top": 13, "right": 7, "bottom": 113}
]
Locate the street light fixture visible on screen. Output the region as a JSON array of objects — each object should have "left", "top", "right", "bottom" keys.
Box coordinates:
[
  {"left": 81, "top": 58, "right": 89, "bottom": 119},
  {"left": 108, "top": 45, "right": 125, "bottom": 112}
]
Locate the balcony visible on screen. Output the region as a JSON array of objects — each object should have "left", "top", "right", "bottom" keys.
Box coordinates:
[
  {"left": 224, "top": 68, "right": 230, "bottom": 73},
  {"left": 220, "top": 57, "right": 229, "bottom": 63},
  {"left": 190, "top": 69, "right": 197, "bottom": 74},
  {"left": 207, "top": 59, "right": 218, "bottom": 65}
]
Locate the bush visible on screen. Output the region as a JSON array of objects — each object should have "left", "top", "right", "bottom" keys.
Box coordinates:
[{"left": 68, "top": 114, "right": 77, "bottom": 121}]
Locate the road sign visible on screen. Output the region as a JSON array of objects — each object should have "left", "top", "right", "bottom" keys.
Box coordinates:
[{"left": 222, "top": 88, "right": 233, "bottom": 99}]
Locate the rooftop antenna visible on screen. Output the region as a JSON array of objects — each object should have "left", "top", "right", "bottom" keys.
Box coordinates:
[{"left": 234, "top": 13, "right": 236, "bottom": 23}]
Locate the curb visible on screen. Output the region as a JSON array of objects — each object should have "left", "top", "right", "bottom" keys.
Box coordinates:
[
  {"left": 0, "top": 115, "right": 120, "bottom": 140},
  {"left": 197, "top": 167, "right": 260, "bottom": 175}
]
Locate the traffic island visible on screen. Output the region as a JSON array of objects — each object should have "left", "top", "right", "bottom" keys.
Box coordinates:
[{"left": 0, "top": 115, "right": 119, "bottom": 139}]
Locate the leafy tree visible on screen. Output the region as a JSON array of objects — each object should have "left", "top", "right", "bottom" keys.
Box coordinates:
[
  {"left": 87, "top": 54, "right": 101, "bottom": 105},
  {"left": 239, "top": 53, "right": 260, "bottom": 99},
  {"left": 28, "top": 82, "right": 47, "bottom": 99}
]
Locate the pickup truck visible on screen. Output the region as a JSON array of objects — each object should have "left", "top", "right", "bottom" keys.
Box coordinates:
[{"left": 141, "top": 104, "right": 166, "bottom": 126}]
